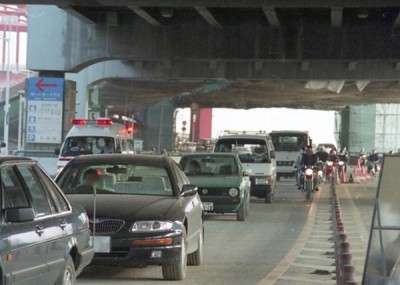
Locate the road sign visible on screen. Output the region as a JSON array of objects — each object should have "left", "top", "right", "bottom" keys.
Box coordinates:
[
  {"left": 88, "top": 87, "right": 102, "bottom": 119},
  {"left": 134, "top": 140, "right": 143, "bottom": 153},
  {"left": 27, "top": 77, "right": 64, "bottom": 144}
]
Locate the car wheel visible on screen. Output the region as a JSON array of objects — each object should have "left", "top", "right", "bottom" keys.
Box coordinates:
[
  {"left": 265, "top": 192, "right": 274, "bottom": 204},
  {"left": 55, "top": 255, "right": 76, "bottom": 285},
  {"left": 187, "top": 227, "right": 204, "bottom": 266},
  {"left": 162, "top": 231, "right": 187, "bottom": 280},
  {"left": 237, "top": 201, "right": 246, "bottom": 221}
]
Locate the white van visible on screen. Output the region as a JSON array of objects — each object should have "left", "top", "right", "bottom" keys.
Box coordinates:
[
  {"left": 214, "top": 131, "right": 277, "bottom": 203},
  {"left": 55, "top": 118, "right": 134, "bottom": 171}
]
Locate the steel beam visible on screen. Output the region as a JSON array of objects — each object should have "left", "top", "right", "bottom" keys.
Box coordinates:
[
  {"left": 331, "top": 7, "right": 342, "bottom": 27},
  {"left": 195, "top": 7, "right": 222, "bottom": 28},
  {"left": 263, "top": 8, "right": 280, "bottom": 26},
  {"left": 129, "top": 6, "right": 162, "bottom": 27},
  {"left": 120, "top": 59, "right": 400, "bottom": 80},
  {"left": 47, "top": 0, "right": 400, "bottom": 8}
]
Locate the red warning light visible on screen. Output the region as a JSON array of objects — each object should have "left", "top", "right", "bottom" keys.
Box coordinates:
[
  {"left": 97, "top": 119, "right": 112, "bottom": 125},
  {"left": 71, "top": 119, "right": 87, "bottom": 125}
]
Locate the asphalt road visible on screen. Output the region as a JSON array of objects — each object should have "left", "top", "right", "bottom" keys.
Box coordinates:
[{"left": 77, "top": 180, "right": 312, "bottom": 285}]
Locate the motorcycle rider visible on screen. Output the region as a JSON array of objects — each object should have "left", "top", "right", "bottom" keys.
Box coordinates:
[
  {"left": 295, "top": 147, "right": 305, "bottom": 187},
  {"left": 338, "top": 147, "right": 349, "bottom": 171},
  {"left": 368, "top": 148, "right": 380, "bottom": 173},
  {"left": 298, "top": 145, "right": 318, "bottom": 190},
  {"left": 359, "top": 147, "right": 367, "bottom": 167},
  {"left": 316, "top": 146, "right": 329, "bottom": 163},
  {"left": 328, "top": 149, "right": 339, "bottom": 162}
]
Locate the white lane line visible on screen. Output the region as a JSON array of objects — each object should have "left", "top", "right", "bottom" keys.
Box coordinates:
[
  {"left": 257, "top": 188, "right": 321, "bottom": 285},
  {"left": 302, "top": 248, "right": 335, "bottom": 253},
  {"left": 291, "top": 262, "right": 335, "bottom": 271},
  {"left": 297, "top": 254, "right": 334, "bottom": 260},
  {"left": 277, "top": 276, "right": 336, "bottom": 284}
]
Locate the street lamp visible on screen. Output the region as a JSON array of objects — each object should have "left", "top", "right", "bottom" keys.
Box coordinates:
[
  {"left": 0, "top": 36, "right": 10, "bottom": 155},
  {"left": 0, "top": 14, "right": 17, "bottom": 155}
]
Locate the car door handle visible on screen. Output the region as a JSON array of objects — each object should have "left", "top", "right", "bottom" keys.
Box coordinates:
[
  {"left": 36, "top": 225, "right": 45, "bottom": 236},
  {"left": 59, "top": 220, "right": 67, "bottom": 230}
]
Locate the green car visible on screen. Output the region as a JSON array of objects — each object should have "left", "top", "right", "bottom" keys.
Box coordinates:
[{"left": 180, "top": 153, "right": 251, "bottom": 221}]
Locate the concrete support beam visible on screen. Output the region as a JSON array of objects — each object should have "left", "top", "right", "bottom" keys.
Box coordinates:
[
  {"left": 263, "top": 7, "right": 280, "bottom": 26},
  {"left": 195, "top": 7, "right": 222, "bottom": 28},
  {"left": 129, "top": 6, "right": 162, "bottom": 27},
  {"left": 59, "top": 6, "right": 96, "bottom": 24},
  {"left": 331, "top": 7, "right": 342, "bottom": 27},
  {"left": 393, "top": 11, "right": 400, "bottom": 27}
]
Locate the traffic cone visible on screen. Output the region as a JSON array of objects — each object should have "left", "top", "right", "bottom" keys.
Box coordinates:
[{"left": 348, "top": 173, "right": 353, "bottom": 183}]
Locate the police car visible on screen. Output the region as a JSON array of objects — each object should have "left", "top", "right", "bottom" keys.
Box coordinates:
[{"left": 55, "top": 118, "right": 134, "bottom": 172}]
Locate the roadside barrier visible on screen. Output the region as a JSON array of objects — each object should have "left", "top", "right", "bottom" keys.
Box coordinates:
[{"left": 330, "top": 178, "right": 358, "bottom": 284}]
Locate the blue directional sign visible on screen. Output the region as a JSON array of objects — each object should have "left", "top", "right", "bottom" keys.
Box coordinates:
[{"left": 27, "top": 77, "right": 64, "bottom": 144}]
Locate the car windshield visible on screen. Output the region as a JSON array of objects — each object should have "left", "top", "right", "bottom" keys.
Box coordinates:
[
  {"left": 180, "top": 155, "right": 238, "bottom": 176},
  {"left": 271, "top": 134, "right": 308, "bottom": 151},
  {"left": 215, "top": 138, "right": 269, "bottom": 164},
  {"left": 57, "top": 163, "right": 174, "bottom": 196},
  {"left": 60, "top": 136, "right": 115, "bottom": 156}
]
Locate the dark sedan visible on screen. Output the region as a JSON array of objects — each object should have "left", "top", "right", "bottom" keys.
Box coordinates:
[
  {"left": 55, "top": 154, "right": 204, "bottom": 280},
  {"left": 0, "top": 157, "right": 93, "bottom": 285}
]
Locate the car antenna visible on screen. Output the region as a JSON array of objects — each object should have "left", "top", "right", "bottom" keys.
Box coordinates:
[{"left": 92, "top": 184, "right": 97, "bottom": 248}]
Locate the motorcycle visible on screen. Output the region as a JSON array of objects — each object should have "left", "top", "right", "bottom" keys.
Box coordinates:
[
  {"left": 366, "top": 160, "right": 379, "bottom": 176},
  {"left": 325, "top": 160, "right": 344, "bottom": 184},
  {"left": 302, "top": 165, "right": 323, "bottom": 200}
]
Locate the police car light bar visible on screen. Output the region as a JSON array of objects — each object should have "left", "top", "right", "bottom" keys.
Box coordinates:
[
  {"left": 97, "top": 119, "right": 112, "bottom": 125},
  {"left": 71, "top": 119, "right": 112, "bottom": 125},
  {"left": 71, "top": 119, "right": 87, "bottom": 125}
]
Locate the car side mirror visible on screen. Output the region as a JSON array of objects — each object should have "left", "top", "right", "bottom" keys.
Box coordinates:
[
  {"left": 270, "top": 151, "right": 276, "bottom": 159},
  {"left": 54, "top": 148, "right": 60, "bottom": 155},
  {"left": 5, "top": 207, "right": 35, "bottom": 223},
  {"left": 243, "top": 172, "right": 250, "bottom": 177},
  {"left": 181, "top": 184, "right": 198, "bottom": 197}
]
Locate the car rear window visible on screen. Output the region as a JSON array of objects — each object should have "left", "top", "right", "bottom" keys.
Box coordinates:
[
  {"left": 57, "top": 163, "right": 174, "bottom": 196},
  {"left": 180, "top": 155, "right": 238, "bottom": 176}
]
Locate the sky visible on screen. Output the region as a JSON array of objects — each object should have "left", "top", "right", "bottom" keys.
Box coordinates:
[{"left": 176, "top": 108, "right": 337, "bottom": 145}]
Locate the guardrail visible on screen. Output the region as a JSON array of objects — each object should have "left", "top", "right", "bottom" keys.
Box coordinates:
[{"left": 331, "top": 177, "right": 359, "bottom": 285}]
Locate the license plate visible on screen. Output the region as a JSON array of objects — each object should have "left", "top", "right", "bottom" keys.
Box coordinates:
[
  {"left": 90, "top": 236, "right": 111, "bottom": 253},
  {"left": 202, "top": 202, "right": 214, "bottom": 211}
]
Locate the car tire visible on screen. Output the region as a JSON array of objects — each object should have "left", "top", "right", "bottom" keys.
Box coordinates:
[
  {"left": 162, "top": 231, "right": 187, "bottom": 280},
  {"left": 187, "top": 227, "right": 203, "bottom": 266},
  {"left": 237, "top": 201, "right": 246, "bottom": 221},
  {"left": 265, "top": 193, "right": 274, "bottom": 204},
  {"left": 55, "top": 255, "right": 76, "bottom": 285}
]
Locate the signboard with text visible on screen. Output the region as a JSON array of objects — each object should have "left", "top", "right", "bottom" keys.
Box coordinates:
[
  {"left": 27, "top": 77, "right": 64, "bottom": 144},
  {"left": 88, "top": 87, "right": 102, "bottom": 120}
]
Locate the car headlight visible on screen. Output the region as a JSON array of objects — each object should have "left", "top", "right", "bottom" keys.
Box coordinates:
[
  {"left": 318, "top": 170, "right": 323, "bottom": 176},
  {"left": 327, "top": 161, "right": 333, "bottom": 166},
  {"left": 305, "top": 169, "right": 313, "bottom": 176},
  {"left": 229, "top": 188, "right": 239, "bottom": 197},
  {"left": 131, "top": 221, "right": 173, "bottom": 232},
  {"left": 339, "top": 161, "right": 344, "bottom": 166}
]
